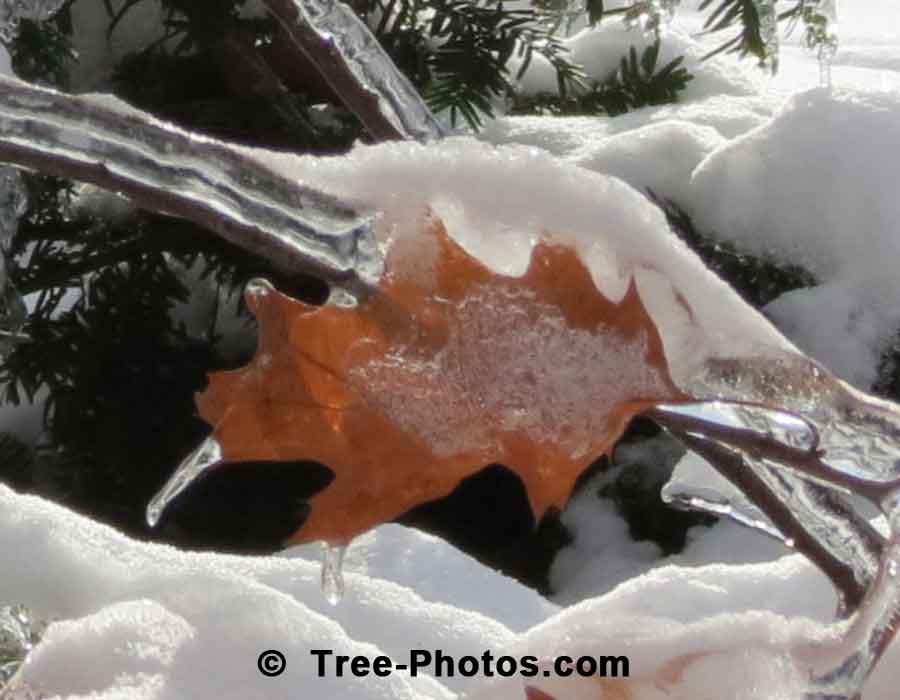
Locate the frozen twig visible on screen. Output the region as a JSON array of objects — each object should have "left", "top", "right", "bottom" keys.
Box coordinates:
[
  {"left": 647, "top": 406, "right": 900, "bottom": 500},
  {"left": 260, "top": 0, "right": 447, "bottom": 142},
  {"left": 667, "top": 430, "right": 879, "bottom": 609},
  {"left": 0, "top": 74, "right": 383, "bottom": 297}
]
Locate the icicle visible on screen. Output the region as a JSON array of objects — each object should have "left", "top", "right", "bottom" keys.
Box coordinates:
[
  {"left": 279, "top": 0, "right": 445, "bottom": 141},
  {"left": 658, "top": 0, "right": 679, "bottom": 27},
  {"left": 146, "top": 436, "right": 224, "bottom": 528},
  {"left": 320, "top": 542, "right": 347, "bottom": 606},
  {"left": 623, "top": 0, "right": 680, "bottom": 38},
  {"left": 803, "top": 0, "right": 839, "bottom": 88},
  {"left": 661, "top": 478, "right": 787, "bottom": 542},
  {"left": 753, "top": 0, "right": 780, "bottom": 73}
]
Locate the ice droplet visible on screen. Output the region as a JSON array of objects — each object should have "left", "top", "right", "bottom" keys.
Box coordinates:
[
  {"left": 146, "top": 436, "right": 223, "bottom": 528},
  {"left": 244, "top": 277, "right": 274, "bottom": 302},
  {"left": 320, "top": 543, "right": 347, "bottom": 606},
  {"left": 327, "top": 286, "right": 358, "bottom": 308}
]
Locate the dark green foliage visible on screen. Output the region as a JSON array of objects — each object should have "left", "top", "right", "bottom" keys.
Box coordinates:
[
  {"left": 651, "top": 192, "right": 817, "bottom": 308},
  {"left": 587, "top": 0, "right": 605, "bottom": 27},
  {"left": 511, "top": 40, "right": 692, "bottom": 117},
  {"left": 696, "top": 0, "right": 804, "bottom": 66},
  {"left": 0, "top": 434, "right": 36, "bottom": 490},
  {"left": 362, "top": 0, "right": 587, "bottom": 128},
  {"left": 9, "top": 18, "right": 74, "bottom": 87},
  {"left": 599, "top": 460, "right": 716, "bottom": 555}
]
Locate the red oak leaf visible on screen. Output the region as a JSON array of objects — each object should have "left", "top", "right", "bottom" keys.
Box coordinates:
[{"left": 197, "top": 218, "right": 686, "bottom": 544}]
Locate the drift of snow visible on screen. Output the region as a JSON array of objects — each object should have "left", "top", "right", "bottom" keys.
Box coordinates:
[
  {"left": 510, "top": 22, "right": 762, "bottom": 103},
  {"left": 2, "top": 482, "right": 887, "bottom": 700},
  {"left": 691, "top": 88, "right": 900, "bottom": 388}
]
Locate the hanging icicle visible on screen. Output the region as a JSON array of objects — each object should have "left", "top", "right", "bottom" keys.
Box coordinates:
[
  {"left": 752, "top": 0, "right": 780, "bottom": 73},
  {"left": 623, "top": 0, "right": 680, "bottom": 39},
  {"left": 803, "top": 0, "right": 839, "bottom": 88},
  {"left": 320, "top": 542, "right": 347, "bottom": 606}
]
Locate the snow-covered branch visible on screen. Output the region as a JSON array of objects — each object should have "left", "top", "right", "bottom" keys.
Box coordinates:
[{"left": 0, "top": 74, "right": 383, "bottom": 297}]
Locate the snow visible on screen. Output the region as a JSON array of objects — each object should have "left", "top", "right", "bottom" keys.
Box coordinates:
[
  {"left": 0, "top": 482, "right": 868, "bottom": 700},
  {"left": 511, "top": 23, "right": 762, "bottom": 103},
  {"left": 272, "top": 135, "right": 798, "bottom": 391},
  {"left": 551, "top": 436, "right": 789, "bottom": 605},
  {"left": 691, "top": 88, "right": 900, "bottom": 387}
]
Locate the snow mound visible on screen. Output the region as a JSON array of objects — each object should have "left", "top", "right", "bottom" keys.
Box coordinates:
[
  {"left": 7, "top": 484, "right": 897, "bottom": 700},
  {"left": 0, "top": 485, "right": 541, "bottom": 699},
  {"left": 511, "top": 24, "right": 760, "bottom": 103},
  {"left": 690, "top": 88, "right": 900, "bottom": 387}
]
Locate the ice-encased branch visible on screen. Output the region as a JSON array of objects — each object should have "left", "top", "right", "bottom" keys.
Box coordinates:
[
  {"left": 260, "top": 0, "right": 446, "bottom": 142},
  {"left": 666, "top": 428, "right": 882, "bottom": 609},
  {"left": 0, "top": 74, "right": 383, "bottom": 296}
]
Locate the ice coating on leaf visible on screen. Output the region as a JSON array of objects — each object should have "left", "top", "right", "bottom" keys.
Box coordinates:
[
  {"left": 349, "top": 284, "right": 672, "bottom": 462},
  {"left": 193, "top": 226, "right": 685, "bottom": 543}
]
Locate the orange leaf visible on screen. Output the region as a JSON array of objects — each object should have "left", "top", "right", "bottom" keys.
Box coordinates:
[{"left": 197, "top": 217, "right": 687, "bottom": 544}]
